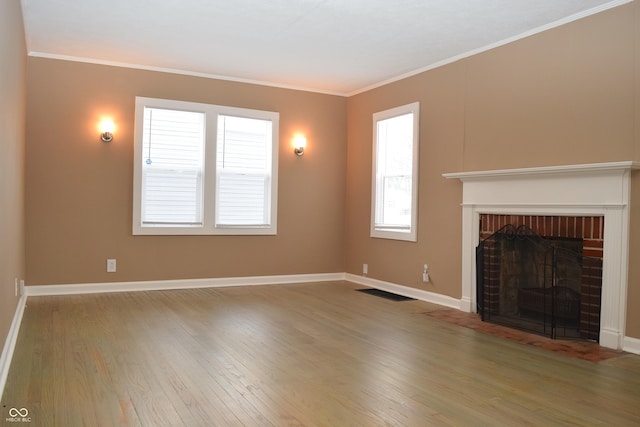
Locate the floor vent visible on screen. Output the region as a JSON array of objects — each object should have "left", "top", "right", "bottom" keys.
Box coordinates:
[{"left": 357, "top": 288, "right": 416, "bottom": 301}]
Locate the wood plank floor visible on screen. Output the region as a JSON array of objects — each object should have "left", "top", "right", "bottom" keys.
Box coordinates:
[{"left": 2, "top": 281, "right": 639, "bottom": 426}]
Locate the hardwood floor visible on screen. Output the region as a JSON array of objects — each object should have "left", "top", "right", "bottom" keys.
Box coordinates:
[{"left": 2, "top": 281, "right": 639, "bottom": 426}]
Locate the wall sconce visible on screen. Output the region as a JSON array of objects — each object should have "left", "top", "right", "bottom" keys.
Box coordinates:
[
  {"left": 100, "top": 119, "right": 114, "bottom": 142},
  {"left": 293, "top": 135, "right": 306, "bottom": 156}
]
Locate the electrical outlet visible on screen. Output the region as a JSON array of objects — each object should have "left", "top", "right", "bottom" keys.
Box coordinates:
[
  {"left": 106, "top": 259, "right": 117, "bottom": 273},
  {"left": 14, "top": 278, "right": 18, "bottom": 296},
  {"left": 363, "top": 263, "right": 368, "bottom": 276}
]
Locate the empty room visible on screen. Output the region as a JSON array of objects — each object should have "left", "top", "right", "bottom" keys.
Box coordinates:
[{"left": 1, "top": 0, "right": 640, "bottom": 425}]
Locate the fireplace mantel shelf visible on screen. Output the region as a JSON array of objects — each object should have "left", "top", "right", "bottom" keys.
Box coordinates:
[{"left": 443, "top": 161, "right": 640, "bottom": 181}]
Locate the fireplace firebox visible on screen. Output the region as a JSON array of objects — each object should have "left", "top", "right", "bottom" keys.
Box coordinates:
[{"left": 476, "top": 215, "right": 603, "bottom": 341}]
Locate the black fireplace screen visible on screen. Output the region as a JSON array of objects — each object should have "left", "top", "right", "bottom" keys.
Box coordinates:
[{"left": 476, "top": 224, "right": 601, "bottom": 341}]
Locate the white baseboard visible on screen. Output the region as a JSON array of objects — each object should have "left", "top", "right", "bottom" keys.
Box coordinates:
[
  {"left": 24, "top": 272, "right": 461, "bottom": 309},
  {"left": 622, "top": 336, "right": 640, "bottom": 356},
  {"left": 0, "top": 295, "right": 27, "bottom": 402},
  {"left": 344, "top": 273, "right": 462, "bottom": 310},
  {"left": 25, "top": 272, "right": 347, "bottom": 296},
  {"left": 599, "top": 329, "right": 623, "bottom": 351}
]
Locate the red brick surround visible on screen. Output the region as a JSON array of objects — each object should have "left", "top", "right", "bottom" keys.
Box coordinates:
[{"left": 479, "top": 214, "right": 603, "bottom": 341}]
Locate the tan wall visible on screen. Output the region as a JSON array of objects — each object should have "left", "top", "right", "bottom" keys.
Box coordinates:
[
  {"left": 25, "top": 59, "right": 347, "bottom": 285},
  {"left": 464, "top": 6, "right": 635, "bottom": 171},
  {"left": 627, "top": 0, "right": 640, "bottom": 339},
  {"left": 346, "top": 3, "right": 639, "bottom": 338},
  {"left": 0, "top": 0, "right": 27, "bottom": 349},
  {"left": 346, "top": 64, "right": 465, "bottom": 295}
]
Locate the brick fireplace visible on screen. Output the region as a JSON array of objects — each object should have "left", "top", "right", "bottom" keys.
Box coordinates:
[
  {"left": 478, "top": 214, "right": 603, "bottom": 341},
  {"left": 444, "top": 162, "right": 637, "bottom": 350}
]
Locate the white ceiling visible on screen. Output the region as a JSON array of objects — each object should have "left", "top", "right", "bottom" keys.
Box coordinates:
[{"left": 20, "top": 0, "right": 627, "bottom": 95}]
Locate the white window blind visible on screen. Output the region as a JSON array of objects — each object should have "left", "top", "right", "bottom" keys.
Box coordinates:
[
  {"left": 216, "top": 115, "right": 272, "bottom": 227},
  {"left": 141, "top": 107, "right": 205, "bottom": 225},
  {"left": 371, "top": 102, "right": 419, "bottom": 241}
]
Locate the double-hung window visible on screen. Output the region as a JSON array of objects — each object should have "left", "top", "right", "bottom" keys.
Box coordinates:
[
  {"left": 371, "top": 102, "right": 419, "bottom": 241},
  {"left": 133, "top": 97, "right": 278, "bottom": 235}
]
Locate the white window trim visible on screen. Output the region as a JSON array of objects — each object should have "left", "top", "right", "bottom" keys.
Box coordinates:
[
  {"left": 133, "top": 97, "right": 279, "bottom": 236},
  {"left": 370, "top": 102, "right": 419, "bottom": 242}
]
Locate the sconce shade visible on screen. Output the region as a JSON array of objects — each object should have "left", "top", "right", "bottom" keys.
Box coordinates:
[
  {"left": 100, "top": 119, "right": 114, "bottom": 142},
  {"left": 293, "top": 135, "right": 306, "bottom": 156}
]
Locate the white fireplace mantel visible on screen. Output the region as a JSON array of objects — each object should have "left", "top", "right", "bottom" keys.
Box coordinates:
[{"left": 444, "top": 161, "right": 640, "bottom": 350}]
